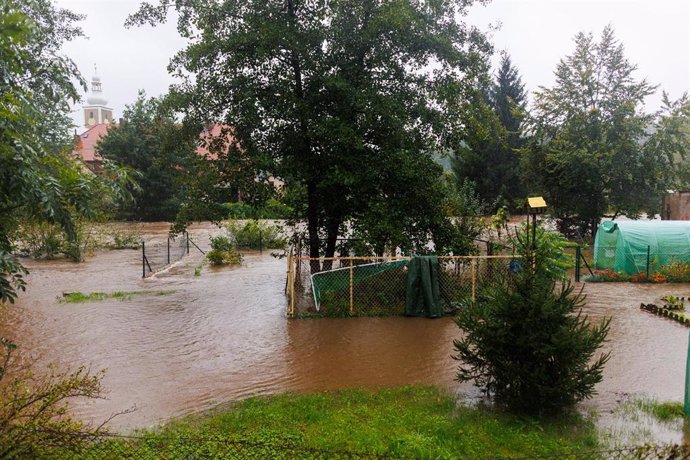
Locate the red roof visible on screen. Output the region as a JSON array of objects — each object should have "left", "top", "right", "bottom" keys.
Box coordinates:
[
  {"left": 74, "top": 123, "right": 110, "bottom": 163},
  {"left": 196, "top": 124, "right": 239, "bottom": 160},
  {"left": 73, "top": 123, "right": 237, "bottom": 164}
]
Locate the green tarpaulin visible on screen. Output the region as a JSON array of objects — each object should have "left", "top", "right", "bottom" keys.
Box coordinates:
[
  {"left": 594, "top": 220, "right": 690, "bottom": 275},
  {"left": 405, "top": 256, "right": 443, "bottom": 318}
]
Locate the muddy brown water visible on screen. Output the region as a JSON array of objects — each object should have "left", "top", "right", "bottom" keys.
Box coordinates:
[{"left": 2, "top": 223, "right": 690, "bottom": 443}]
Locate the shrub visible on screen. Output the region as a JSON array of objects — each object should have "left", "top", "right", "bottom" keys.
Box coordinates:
[
  {"left": 0, "top": 338, "right": 112, "bottom": 458},
  {"left": 226, "top": 220, "right": 287, "bottom": 250},
  {"left": 210, "top": 235, "right": 234, "bottom": 252},
  {"left": 110, "top": 231, "right": 141, "bottom": 249},
  {"left": 454, "top": 224, "right": 610, "bottom": 416},
  {"left": 207, "top": 235, "right": 242, "bottom": 265},
  {"left": 206, "top": 248, "right": 242, "bottom": 266},
  {"left": 15, "top": 221, "right": 66, "bottom": 259}
]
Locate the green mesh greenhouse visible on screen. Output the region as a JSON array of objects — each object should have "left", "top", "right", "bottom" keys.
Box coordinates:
[{"left": 594, "top": 220, "right": 690, "bottom": 274}]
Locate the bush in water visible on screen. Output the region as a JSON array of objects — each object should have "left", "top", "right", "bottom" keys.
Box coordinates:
[{"left": 226, "top": 220, "right": 287, "bottom": 250}]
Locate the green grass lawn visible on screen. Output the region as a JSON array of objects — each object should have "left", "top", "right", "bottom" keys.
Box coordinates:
[{"left": 66, "top": 386, "right": 599, "bottom": 459}]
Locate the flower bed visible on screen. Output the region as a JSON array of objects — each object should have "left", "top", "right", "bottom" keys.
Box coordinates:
[{"left": 587, "top": 260, "right": 690, "bottom": 283}]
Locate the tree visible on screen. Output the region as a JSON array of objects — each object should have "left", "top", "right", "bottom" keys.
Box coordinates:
[
  {"left": 97, "top": 92, "right": 193, "bottom": 221},
  {"left": 452, "top": 53, "right": 527, "bottom": 211},
  {"left": 0, "top": 1, "right": 130, "bottom": 453},
  {"left": 1, "top": 0, "right": 137, "bottom": 284},
  {"left": 127, "top": 0, "right": 492, "bottom": 268},
  {"left": 453, "top": 224, "right": 610, "bottom": 415},
  {"left": 523, "top": 26, "right": 689, "bottom": 236}
]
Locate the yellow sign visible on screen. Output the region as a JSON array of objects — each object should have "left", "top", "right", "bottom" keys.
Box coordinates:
[{"left": 527, "top": 196, "right": 547, "bottom": 211}]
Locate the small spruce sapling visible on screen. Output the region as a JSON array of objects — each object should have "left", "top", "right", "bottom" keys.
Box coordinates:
[{"left": 453, "top": 224, "right": 610, "bottom": 415}]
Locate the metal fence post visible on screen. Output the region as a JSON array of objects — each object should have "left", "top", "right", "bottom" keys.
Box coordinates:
[
  {"left": 685, "top": 331, "right": 690, "bottom": 416},
  {"left": 349, "top": 259, "right": 354, "bottom": 315},
  {"left": 167, "top": 238, "right": 170, "bottom": 265},
  {"left": 575, "top": 246, "right": 581, "bottom": 282},
  {"left": 471, "top": 258, "right": 477, "bottom": 303},
  {"left": 142, "top": 242, "right": 146, "bottom": 279},
  {"left": 646, "top": 245, "right": 651, "bottom": 278},
  {"left": 186, "top": 232, "right": 190, "bottom": 255}
]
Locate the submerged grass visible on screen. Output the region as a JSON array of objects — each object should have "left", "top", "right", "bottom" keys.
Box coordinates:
[
  {"left": 61, "top": 290, "right": 175, "bottom": 303},
  {"left": 73, "top": 386, "right": 598, "bottom": 459},
  {"left": 634, "top": 399, "right": 686, "bottom": 423}
]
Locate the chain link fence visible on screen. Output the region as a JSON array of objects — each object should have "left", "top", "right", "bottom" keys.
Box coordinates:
[
  {"left": 24, "top": 431, "right": 690, "bottom": 460},
  {"left": 286, "top": 255, "right": 518, "bottom": 318},
  {"left": 141, "top": 233, "right": 189, "bottom": 278}
]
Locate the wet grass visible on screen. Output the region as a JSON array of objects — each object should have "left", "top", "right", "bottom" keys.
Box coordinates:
[
  {"left": 74, "top": 386, "right": 599, "bottom": 459},
  {"left": 633, "top": 399, "right": 686, "bottom": 422},
  {"left": 60, "top": 290, "right": 175, "bottom": 303}
]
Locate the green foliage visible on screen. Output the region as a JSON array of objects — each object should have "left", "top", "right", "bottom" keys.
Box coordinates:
[
  {"left": 110, "top": 231, "right": 142, "bottom": 250},
  {"left": 633, "top": 400, "right": 686, "bottom": 423},
  {"left": 56, "top": 386, "right": 598, "bottom": 459},
  {"left": 14, "top": 221, "right": 65, "bottom": 259},
  {"left": 226, "top": 220, "right": 287, "bottom": 250},
  {"left": 0, "top": 253, "right": 27, "bottom": 304},
  {"left": 511, "top": 224, "right": 576, "bottom": 281},
  {"left": 206, "top": 249, "right": 242, "bottom": 266},
  {"left": 452, "top": 54, "right": 527, "bottom": 212},
  {"left": 0, "top": 0, "right": 136, "bottom": 299},
  {"left": 454, "top": 223, "right": 610, "bottom": 416},
  {"left": 225, "top": 199, "right": 294, "bottom": 220},
  {"left": 127, "top": 0, "right": 493, "bottom": 261},
  {"left": 209, "top": 235, "right": 234, "bottom": 252},
  {"left": 206, "top": 235, "right": 243, "bottom": 265},
  {"left": 524, "top": 26, "right": 690, "bottom": 236},
  {"left": 60, "top": 290, "right": 174, "bottom": 303},
  {"left": 442, "top": 178, "right": 487, "bottom": 256},
  {"left": 0, "top": 338, "right": 111, "bottom": 459},
  {"left": 97, "top": 92, "right": 194, "bottom": 222}
]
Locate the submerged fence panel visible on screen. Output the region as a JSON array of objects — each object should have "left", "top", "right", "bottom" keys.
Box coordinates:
[
  {"left": 142, "top": 233, "right": 189, "bottom": 278},
  {"left": 287, "top": 255, "right": 517, "bottom": 318}
]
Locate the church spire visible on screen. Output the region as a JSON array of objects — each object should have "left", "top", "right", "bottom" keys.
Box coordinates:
[{"left": 83, "top": 64, "right": 113, "bottom": 128}]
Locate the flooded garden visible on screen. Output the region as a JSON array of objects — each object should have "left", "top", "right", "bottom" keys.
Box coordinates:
[{"left": 1, "top": 222, "right": 690, "bottom": 447}]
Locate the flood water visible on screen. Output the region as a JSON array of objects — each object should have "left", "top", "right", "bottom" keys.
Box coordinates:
[{"left": 2, "top": 222, "right": 690, "bottom": 443}]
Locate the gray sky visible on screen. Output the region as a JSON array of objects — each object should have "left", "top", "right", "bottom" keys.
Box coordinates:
[{"left": 58, "top": 0, "right": 689, "bottom": 130}]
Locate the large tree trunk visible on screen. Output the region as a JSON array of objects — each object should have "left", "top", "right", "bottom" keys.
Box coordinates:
[
  {"left": 322, "top": 217, "right": 341, "bottom": 271},
  {"left": 307, "top": 180, "right": 321, "bottom": 273}
]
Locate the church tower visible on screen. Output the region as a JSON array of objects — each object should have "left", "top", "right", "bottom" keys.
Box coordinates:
[{"left": 83, "top": 66, "right": 113, "bottom": 128}]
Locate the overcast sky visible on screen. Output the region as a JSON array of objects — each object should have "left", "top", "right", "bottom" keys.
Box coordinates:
[{"left": 57, "top": 0, "right": 689, "bottom": 130}]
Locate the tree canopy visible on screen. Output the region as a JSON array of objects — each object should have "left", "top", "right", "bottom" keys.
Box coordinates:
[
  {"left": 523, "top": 26, "right": 690, "bottom": 235},
  {"left": 97, "top": 92, "right": 193, "bottom": 221},
  {"left": 452, "top": 53, "right": 527, "bottom": 211},
  {"left": 0, "top": 0, "right": 135, "bottom": 301},
  {"left": 128, "top": 0, "right": 493, "bottom": 263}
]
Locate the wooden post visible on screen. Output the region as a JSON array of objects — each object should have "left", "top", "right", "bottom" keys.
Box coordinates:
[
  {"left": 471, "top": 258, "right": 477, "bottom": 302},
  {"left": 285, "top": 249, "right": 291, "bottom": 295},
  {"left": 288, "top": 251, "right": 295, "bottom": 318},
  {"left": 349, "top": 259, "right": 354, "bottom": 315}
]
